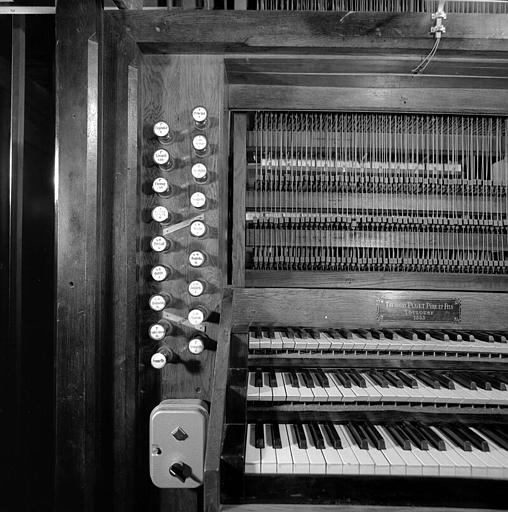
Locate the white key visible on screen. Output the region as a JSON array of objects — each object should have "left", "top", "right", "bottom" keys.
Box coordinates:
[
  {"left": 260, "top": 424, "right": 278, "bottom": 474},
  {"left": 245, "top": 424, "right": 261, "bottom": 474},
  {"left": 410, "top": 445, "right": 440, "bottom": 476},
  {"left": 328, "top": 372, "right": 355, "bottom": 402},
  {"left": 333, "top": 424, "right": 360, "bottom": 474},
  {"left": 305, "top": 332, "right": 320, "bottom": 350},
  {"left": 376, "top": 426, "right": 406, "bottom": 476},
  {"left": 309, "top": 372, "right": 329, "bottom": 401},
  {"left": 350, "top": 335, "right": 366, "bottom": 350},
  {"left": 430, "top": 427, "right": 471, "bottom": 478},
  {"left": 283, "top": 372, "right": 301, "bottom": 401},
  {"left": 294, "top": 332, "right": 308, "bottom": 350},
  {"left": 275, "top": 424, "right": 294, "bottom": 474},
  {"left": 271, "top": 331, "right": 283, "bottom": 349},
  {"left": 297, "top": 372, "right": 315, "bottom": 401},
  {"left": 286, "top": 424, "right": 310, "bottom": 474},
  {"left": 247, "top": 372, "right": 259, "bottom": 401},
  {"left": 318, "top": 424, "right": 342, "bottom": 475},
  {"left": 279, "top": 330, "right": 295, "bottom": 350},
  {"left": 272, "top": 371, "right": 287, "bottom": 401},
  {"left": 383, "top": 426, "right": 423, "bottom": 476},
  {"left": 470, "top": 428, "right": 508, "bottom": 479},
  {"left": 364, "top": 433, "right": 391, "bottom": 475},
  {"left": 452, "top": 382, "right": 484, "bottom": 405},
  {"left": 317, "top": 331, "right": 332, "bottom": 350},
  {"left": 249, "top": 332, "right": 260, "bottom": 350},
  {"left": 327, "top": 333, "right": 344, "bottom": 351},
  {"left": 341, "top": 424, "right": 376, "bottom": 475},
  {"left": 302, "top": 424, "right": 326, "bottom": 474},
  {"left": 323, "top": 372, "right": 344, "bottom": 402},
  {"left": 259, "top": 372, "right": 273, "bottom": 401},
  {"left": 258, "top": 330, "right": 271, "bottom": 350},
  {"left": 363, "top": 373, "right": 397, "bottom": 402},
  {"left": 355, "top": 372, "right": 382, "bottom": 402}
]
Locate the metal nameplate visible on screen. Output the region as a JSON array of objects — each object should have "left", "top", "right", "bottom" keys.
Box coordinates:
[{"left": 377, "top": 297, "right": 461, "bottom": 323}]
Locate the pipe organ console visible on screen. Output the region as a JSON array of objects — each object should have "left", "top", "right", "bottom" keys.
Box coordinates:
[{"left": 55, "top": 1, "right": 508, "bottom": 511}]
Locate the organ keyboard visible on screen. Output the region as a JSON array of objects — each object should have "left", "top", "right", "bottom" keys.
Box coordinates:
[
  {"left": 245, "top": 422, "right": 508, "bottom": 479},
  {"left": 206, "top": 289, "right": 508, "bottom": 509}
]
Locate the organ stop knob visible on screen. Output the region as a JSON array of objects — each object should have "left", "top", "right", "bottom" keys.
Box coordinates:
[{"left": 192, "top": 106, "right": 208, "bottom": 129}]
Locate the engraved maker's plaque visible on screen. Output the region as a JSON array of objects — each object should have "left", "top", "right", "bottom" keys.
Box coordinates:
[{"left": 377, "top": 297, "right": 461, "bottom": 323}]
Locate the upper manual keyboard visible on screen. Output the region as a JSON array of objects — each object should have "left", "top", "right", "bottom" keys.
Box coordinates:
[{"left": 248, "top": 327, "right": 508, "bottom": 356}]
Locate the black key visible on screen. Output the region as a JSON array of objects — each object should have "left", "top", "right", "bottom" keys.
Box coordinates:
[
  {"left": 467, "top": 371, "right": 492, "bottom": 391},
  {"left": 455, "top": 424, "right": 489, "bottom": 452},
  {"left": 385, "top": 424, "right": 411, "bottom": 450},
  {"left": 334, "top": 370, "right": 352, "bottom": 388},
  {"left": 323, "top": 422, "right": 342, "bottom": 449},
  {"left": 268, "top": 370, "right": 277, "bottom": 388},
  {"left": 428, "top": 330, "right": 449, "bottom": 341},
  {"left": 481, "top": 426, "right": 508, "bottom": 450},
  {"left": 471, "top": 331, "right": 494, "bottom": 343},
  {"left": 368, "top": 370, "right": 389, "bottom": 388},
  {"left": 488, "top": 332, "right": 507, "bottom": 344},
  {"left": 458, "top": 331, "right": 476, "bottom": 342},
  {"left": 314, "top": 368, "right": 330, "bottom": 388},
  {"left": 401, "top": 422, "right": 429, "bottom": 450},
  {"left": 443, "top": 330, "right": 463, "bottom": 342},
  {"left": 489, "top": 427, "right": 508, "bottom": 446},
  {"left": 486, "top": 374, "right": 507, "bottom": 391},
  {"left": 346, "top": 422, "right": 369, "bottom": 450},
  {"left": 309, "top": 328, "right": 321, "bottom": 339},
  {"left": 267, "top": 327, "right": 275, "bottom": 339},
  {"left": 327, "top": 328, "right": 344, "bottom": 340},
  {"left": 438, "top": 425, "right": 472, "bottom": 451},
  {"left": 494, "top": 373, "right": 508, "bottom": 386},
  {"left": 300, "top": 370, "right": 315, "bottom": 388},
  {"left": 383, "top": 371, "right": 404, "bottom": 388},
  {"left": 413, "top": 370, "right": 441, "bottom": 389},
  {"left": 288, "top": 371, "right": 299, "bottom": 388},
  {"left": 271, "top": 423, "right": 282, "bottom": 449},
  {"left": 432, "top": 372, "right": 455, "bottom": 390},
  {"left": 356, "top": 328, "right": 373, "bottom": 339},
  {"left": 396, "top": 329, "right": 417, "bottom": 341},
  {"left": 255, "top": 422, "right": 265, "bottom": 449},
  {"left": 286, "top": 327, "right": 296, "bottom": 340},
  {"left": 362, "top": 423, "right": 386, "bottom": 450},
  {"left": 294, "top": 423, "right": 307, "bottom": 449},
  {"left": 413, "top": 329, "right": 431, "bottom": 341},
  {"left": 298, "top": 328, "right": 310, "bottom": 339},
  {"left": 254, "top": 369, "right": 263, "bottom": 387},
  {"left": 442, "top": 329, "right": 462, "bottom": 341},
  {"left": 309, "top": 423, "right": 325, "bottom": 449},
  {"left": 338, "top": 328, "right": 353, "bottom": 339},
  {"left": 397, "top": 370, "right": 419, "bottom": 388},
  {"left": 381, "top": 329, "right": 398, "bottom": 340},
  {"left": 448, "top": 372, "right": 477, "bottom": 390},
  {"left": 253, "top": 327, "right": 262, "bottom": 339},
  {"left": 349, "top": 369, "right": 367, "bottom": 388},
  {"left": 370, "top": 329, "right": 386, "bottom": 340},
  {"left": 413, "top": 423, "right": 446, "bottom": 451}
]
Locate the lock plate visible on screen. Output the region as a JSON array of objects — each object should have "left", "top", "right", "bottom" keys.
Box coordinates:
[{"left": 149, "top": 399, "right": 208, "bottom": 488}]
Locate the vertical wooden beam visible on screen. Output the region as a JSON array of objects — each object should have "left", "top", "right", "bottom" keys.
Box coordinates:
[
  {"left": 10, "top": 13, "right": 26, "bottom": 511},
  {"left": 55, "top": 2, "right": 104, "bottom": 510},
  {"left": 231, "top": 113, "right": 247, "bottom": 286}
]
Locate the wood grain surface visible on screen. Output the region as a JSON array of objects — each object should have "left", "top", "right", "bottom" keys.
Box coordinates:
[
  {"left": 111, "top": 11, "right": 508, "bottom": 53},
  {"left": 232, "top": 288, "right": 508, "bottom": 330}
]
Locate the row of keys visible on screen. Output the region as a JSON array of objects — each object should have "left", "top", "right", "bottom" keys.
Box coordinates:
[
  {"left": 247, "top": 369, "right": 508, "bottom": 405},
  {"left": 245, "top": 422, "right": 508, "bottom": 478},
  {"left": 248, "top": 327, "right": 508, "bottom": 354}
]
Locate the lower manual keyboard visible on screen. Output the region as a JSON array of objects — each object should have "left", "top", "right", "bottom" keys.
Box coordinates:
[
  {"left": 247, "top": 368, "right": 508, "bottom": 406},
  {"left": 245, "top": 421, "right": 508, "bottom": 478}
]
